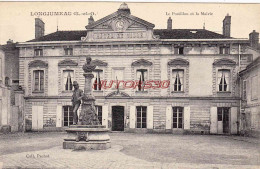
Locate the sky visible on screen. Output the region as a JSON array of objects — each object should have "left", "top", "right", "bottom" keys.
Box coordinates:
[{"left": 0, "top": 2, "right": 260, "bottom": 44}]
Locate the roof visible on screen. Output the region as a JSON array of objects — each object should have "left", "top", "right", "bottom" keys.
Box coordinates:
[
  {"left": 153, "top": 29, "right": 232, "bottom": 39},
  {"left": 28, "top": 29, "right": 232, "bottom": 42},
  {"left": 28, "top": 31, "right": 88, "bottom": 42},
  {"left": 239, "top": 56, "right": 260, "bottom": 76}
]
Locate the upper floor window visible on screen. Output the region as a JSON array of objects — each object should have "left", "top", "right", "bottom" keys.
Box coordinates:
[
  {"left": 93, "top": 70, "right": 103, "bottom": 91},
  {"left": 5, "top": 77, "right": 10, "bottom": 87},
  {"left": 219, "top": 47, "right": 230, "bottom": 54},
  {"left": 251, "top": 75, "right": 258, "bottom": 100},
  {"left": 218, "top": 69, "right": 230, "bottom": 92},
  {"left": 34, "top": 49, "right": 43, "bottom": 56},
  {"left": 113, "top": 68, "right": 124, "bottom": 89},
  {"left": 174, "top": 47, "right": 184, "bottom": 55},
  {"left": 33, "top": 70, "right": 44, "bottom": 92},
  {"left": 95, "top": 106, "right": 102, "bottom": 125},
  {"left": 172, "top": 69, "right": 184, "bottom": 92},
  {"left": 63, "top": 70, "right": 74, "bottom": 91},
  {"left": 242, "top": 80, "right": 247, "bottom": 100},
  {"left": 173, "top": 107, "right": 183, "bottom": 129},
  {"left": 136, "top": 106, "right": 147, "bottom": 128},
  {"left": 64, "top": 48, "right": 73, "bottom": 56},
  {"left": 136, "top": 69, "right": 148, "bottom": 91}
]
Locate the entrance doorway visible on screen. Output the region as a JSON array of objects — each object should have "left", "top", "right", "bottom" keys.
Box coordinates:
[
  {"left": 217, "top": 107, "right": 230, "bottom": 134},
  {"left": 112, "top": 106, "right": 124, "bottom": 131}
]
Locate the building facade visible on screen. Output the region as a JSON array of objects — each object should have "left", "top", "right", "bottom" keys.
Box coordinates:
[
  {"left": 0, "top": 40, "right": 24, "bottom": 133},
  {"left": 17, "top": 3, "right": 257, "bottom": 134},
  {"left": 239, "top": 57, "right": 260, "bottom": 137}
]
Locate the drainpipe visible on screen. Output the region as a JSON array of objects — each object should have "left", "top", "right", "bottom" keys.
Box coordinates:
[{"left": 238, "top": 43, "right": 241, "bottom": 135}]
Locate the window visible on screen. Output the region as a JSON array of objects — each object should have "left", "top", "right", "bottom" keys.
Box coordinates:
[
  {"left": 136, "top": 106, "right": 147, "bottom": 128},
  {"left": 63, "top": 106, "right": 73, "bottom": 126},
  {"left": 173, "top": 107, "right": 183, "bottom": 129},
  {"left": 242, "top": 80, "right": 247, "bottom": 100},
  {"left": 34, "top": 49, "right": 43, "bottom": 56},
  {"left": 64, "top": 48, "right": 73, "bottom": 56},
  {"left": 174, "top": 47, "right": 184, "bottom": 55},
  {"left": 136, "top": 69, "right": 148, "bottom": 91},
  {"left": 33, "top": 70, "right": 44, "bottom": 92},
  {"left": 5, "top": 77, "right": 10, "bottom": 87},
  {"left": 251, "top": 75, "right": 258, "bottom": 100},
  {"left": 95, "top": 106, "right": 102, "bottom": 125},
  {"left": 172, "top": 69, "right": 184, "bottom": 92},
  {"left": 218, "top": 69, "right": 230, "bottom": 92},
  {"left": 219, "top": 47, "right": 230, "bottom": 54},
  {"left": 93, "top": 70, "right": 103, "bottom": 91},
  {"left": 113, "top": 69, "right": 124, "bottom": 89},
  {"left": 63, "top": 70, "right": 74, "bottom": 91},
  {"left": 217, "top": 107, "right": 230, "bottom": 121}
]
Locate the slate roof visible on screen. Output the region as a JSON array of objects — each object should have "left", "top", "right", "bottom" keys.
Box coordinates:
[
  {"left": 153, "top": 29, "right": 231, "bottom": 39},
  {"left": 27, "top": 29, "right": 232, "bottom": 42}
]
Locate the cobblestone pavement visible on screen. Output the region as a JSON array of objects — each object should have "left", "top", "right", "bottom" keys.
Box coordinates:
[{"left": 0, "top": 132, "right": 259, "bottom": 169}]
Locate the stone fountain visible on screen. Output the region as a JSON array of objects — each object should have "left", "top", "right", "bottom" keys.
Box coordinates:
[{"left": 63, "top": 57, "right": 111, "bottom": 150}]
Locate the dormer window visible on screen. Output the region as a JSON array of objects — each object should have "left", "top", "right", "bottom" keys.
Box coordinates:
[
  {"left": 64, "top": 48, "right": 73, "bottom": 56},
  {"left": 34, "top": 49, "right": 43, "bottom": 56},
  {"left": 174, "top": 47, "right": 184, "bottom": 55},
  {"left": 219, "top": 47, "right": 230, "bottom": 54}
]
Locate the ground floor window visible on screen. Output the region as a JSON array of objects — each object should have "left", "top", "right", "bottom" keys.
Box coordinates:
[
  {"left": 173, "top": 107, "right": 183, "bottom": 129},
  {"left": 95, "top": 106, "right": 102, "bottom": 125},
  {"left": 136, "top": 106, "right": 147, "bottom": 128},
  {"left": 63, "top": 106, "right": 73, "bottom": 127}
]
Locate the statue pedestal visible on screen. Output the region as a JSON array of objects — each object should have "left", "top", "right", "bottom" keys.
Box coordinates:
[{"left": 63, "top": 125, "right": 111, "bottom": 150}]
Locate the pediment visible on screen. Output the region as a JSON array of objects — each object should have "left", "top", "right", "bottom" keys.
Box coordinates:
[
  {"left": 132, "top": 59, "right": 153, "bottom": 66},
  {"left": 168, "top": 58, "right": 189, "bottom": 66},
  {"left": 29, "top": 60, "right": 48, "bottom": 68},
  {"left": 105, "top": 91, "right": 131, "bottom": 98},
  {"left": 213, "top": 58, "right": 236, "bottom": 66},
  {"left": 82, "top": 5, "right": 158, "bottom": 42},
  {"left": 92, "top": 59, "right": 108, "bottom": 66},
  {"left": 86, "top": 12, "right": 154, "bottom": 31},
  {"left": 58, "top": 59, "right": 78, "bottom": 67}
]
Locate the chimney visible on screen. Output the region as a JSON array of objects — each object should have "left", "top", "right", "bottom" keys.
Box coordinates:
[
  {"left": 249, "top": 30, "right": 259, "bottom": 49},
  {"left": 223, "top": 14, "right": 231, "bottom": 37},
  {"left": 167, "top": 17, "right": 172, "bottom": 30},
  {"left": 35, "top": 18, "right": 45, "bottom": 39},
  {"left": 6, "top": 39, "right": 13, "bottom": 44},
  {"left": 88, "top": 15, "right": 94, "bottom": 25}
]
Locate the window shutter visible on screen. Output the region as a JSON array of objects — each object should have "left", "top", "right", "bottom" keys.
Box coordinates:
[
  {"left": 147, "top": 106, "right": 153, "bottom": 129},
  {"left": 130, "top": 106, "right": 135, "bottom": 128},
  {"left": 32, "top": 106, "right": 43, "bottom": 130},
  {"left": 38, "top": 106, "right": 43, "bottom": 129},
  {"left": 166, "top": 106, "right": 172, "bottom": 129},
  {"left": 102, "top": 105, "right": 108, "bottom": 128},
  {"left": 210, "top": 107, "right": 218, "bottom": 134},
  {"left": 56, "top": 105, "right": 62, "bottom": 127},
  {"left": 230, "top": 107, "right": 238, "bottom": 134},
  {"left": 32, "top": 106, "right": 38, "bottom": 130},
  {"left": 184, "top": 106, "right": 190, "bottom": 129}
]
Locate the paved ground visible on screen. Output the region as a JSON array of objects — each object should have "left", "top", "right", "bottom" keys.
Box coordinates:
[{"left": 0, "top": 132, "right": 259, "bottom": 169}]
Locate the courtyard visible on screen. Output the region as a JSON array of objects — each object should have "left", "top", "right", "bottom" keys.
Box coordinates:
[{"left": 0, "top": 132, "right": 259, "bottom": 169}]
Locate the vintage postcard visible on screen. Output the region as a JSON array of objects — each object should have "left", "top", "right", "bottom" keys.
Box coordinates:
[{"left": 0, "top": 1, "right": 259, "bottom": 169}]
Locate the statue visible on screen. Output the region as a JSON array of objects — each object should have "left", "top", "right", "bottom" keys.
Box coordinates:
[
  {"left": 78, "top": 56, "right": 100, "bottom": 125},
  {"left": 71, "top": 81, "right": 83, "bottom": 125},
  {"left": 64, "top": 56, "right": 110, "bottom": 150}
]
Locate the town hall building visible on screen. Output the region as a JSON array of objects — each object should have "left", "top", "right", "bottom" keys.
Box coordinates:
[{"left": 16, "top": 3, "right": 259, "bottom": 135}]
